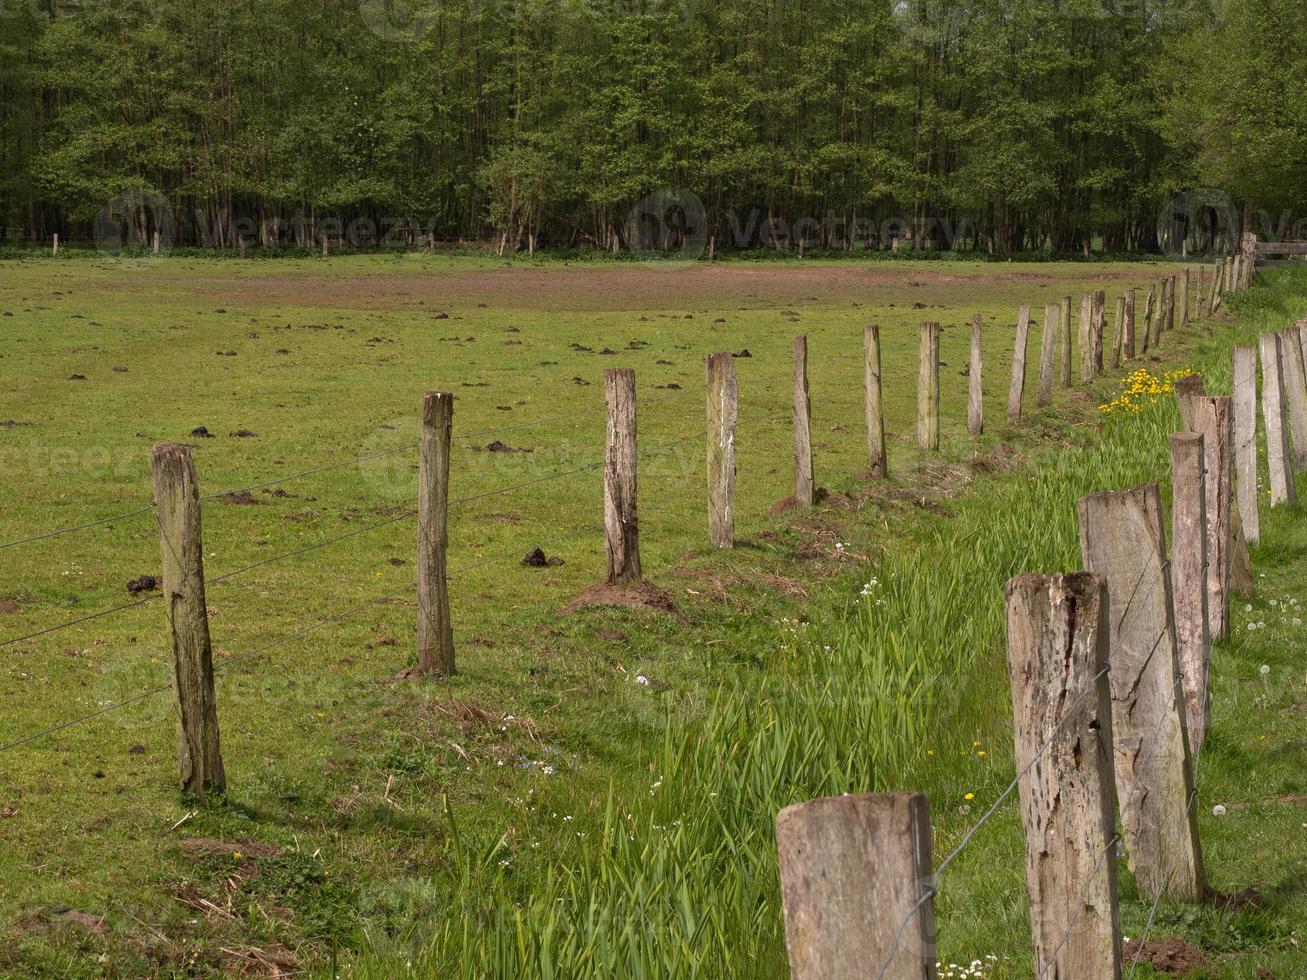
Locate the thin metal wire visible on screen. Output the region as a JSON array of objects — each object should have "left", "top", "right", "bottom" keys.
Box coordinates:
[
  {"left": 0, "top": 593, "right": 161, "bottom": 649},
  {"left": 0, "top": 503, "right": 157, "bottom": 552}
]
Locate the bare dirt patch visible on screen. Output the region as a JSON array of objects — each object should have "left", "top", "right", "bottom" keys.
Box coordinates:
[
  {"left": 564, "top": 580, "right": 680, "bottom": 615},
  {"left": 1122, "top": 937, "right": 1209, "bottom": 975}
]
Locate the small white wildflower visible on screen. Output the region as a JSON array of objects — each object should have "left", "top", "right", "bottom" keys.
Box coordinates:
[
  {"left": 635, "top": 675, "right": 650, "bottom": 686},
  {"left": 1260, "top": 665, "right": 1271, "bottom": 676},
  {"left": 1245, "top": 604, "right": 1254, "bottom": 613}
]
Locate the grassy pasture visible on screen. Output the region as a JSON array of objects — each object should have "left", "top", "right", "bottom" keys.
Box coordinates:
[{"left": 1, "top": 255, "right": 1303, "bottom": 978}]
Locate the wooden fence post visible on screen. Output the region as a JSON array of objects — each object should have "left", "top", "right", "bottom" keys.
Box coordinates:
[
  {"left": 1165, "top": 275, "right": 1176, "bottom": 335},
  {"left": 1111, "top": 295, "right": 1125, "bottom": 370},
  {"left": 1077, "top": 483, "right": 1206, "bottom": 903},
  {"left": 969, "top": 314, "right": 983, "bottom": 437},
  {"left": 1122, "top": 290, "right": 1136, "bottom": 361},
  {"left": 777, "top": 793, "right": 936, "bottom": 980},
  {"left": 1060, "top": 295, "right": 1073, "bottom": 388},
  {"left": 793, "top": 336, "right": 815, "bottom": 508},
  {"left": 1180, "top": 270, "right": 1190, "bottom": 327},
  {"left": 150, "top": 443, "right": 226, "bottom": 798},
  {"left": 1259, "top": 333, "right": 1297, "bottom": 508},
  {"left": 417, "top": 391, "right": 455, "bottom": 676},
  {"left": 864, "top": 324, "right": 887, "bottom": 478},
  {"left": 1079, "top": 293, "right": 1095, "bottom": 383},
  {"left": 152, "top": 230, "right": 160, "bottom": 255},
  {"left": 1176, "top": 391, "right": 1236, "bottom": 637},
  {"left": 1209, "top": 262, "right": 1222, "bottom": 316},
  {"left": 1140, "top": 286, "right": 1155, "bottom": 354},
  {"left": 1170, "top": 433, "right": 1211, "bottom": 755},
  {"left": 706, "top": 352, "right": 738, "bottom": 547},
  {"left": 1279, "top": 329, "right": 1307, "bottom": 470},
  {"left": 1008, "top": 304, "right": 1032, "bottom": 421},
  {"left": 1036, "top": 303, "right": 1059, "bottom": 407},
  {"left": 1092, "top": 289, "right": 1106, "bottom": 374},
  {"left": 52, "top": 233, "right": 58, "bottom": 258},
  {"left": 917, "top": 321, "right": 940, "bottom": 450},
  {"left": 1232, "top": 347, "right": 1261, "bottom": 545},
  {"left": 321, "top": 233, "right": 329, "bottom": 258},
  {"left": 604, "top": 368, "right": 641, "bottom": 583},
  {"left": 1006, "top": 572, "right": 1120, "bottom": 980}
]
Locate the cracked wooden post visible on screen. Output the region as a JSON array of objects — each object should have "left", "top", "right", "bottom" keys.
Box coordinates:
[
  {"left": 1036, "top": 303, "right": 1058, "bottom": 407},
  {"left": 1140, "top": 285, "right": 1155, "bottom": 354},
  {"left": 1259, "top": 333, "right": 1297, "bottom": 508},
  {"left": 793, "top": 336, "right": 815, "bottom": 508},
  {"left": 1077, "top": 483, "right": 1206, "bottom": 903},
  {"left": 1170, "top": 433, "right": 1211, "bottom": 755},
  {"left": 706, "top": 352, "right": 738, "bottom": 548},
  {"left": 1176, "top": 392, "right": 1235, "bottom": 638},
  {"left": 1180, "top": 270, "right": 1190, "bottom": 327},
  {"left": 150, "top": 443, "right": 226, "bottom": 799},
  {"left": 917, "top": 321, "right": 940, "bottom": 450},
  {"left": 1092, "top": 290, "right": 1106, "bottom": 375},
  {"left": 1006, "top": 573, "right": 1121, "bottom": 980},
  {"left": 1079, "top": 293, "right": 1095, "bottom": 383},
  {"left": 1232, "top": 347, "right": 1261, "bottom": 545},
  {"left": 1059, "top": 295, "right": 1073, "bottom": 388},
  {"left": 604, "top": 368, "right": 641, "bottom": 583},
  {"left": 417, "top": 391, "right": 455, "bottom": 676},
  {"left": 1111, "top": 295, "right": 1125, "bottom": 370},
  {"left": 1209, "top": 262, "right": 1222, "bottom": 316},
  {"left": 1278, "top": 328, "right": 1307, "bottom": 470},
  {"left": 1122, "top": 289, "right": 1136, "bottom": 361},
  {"left": 968, "top": 313, "right": 983, "bottom": 437},
  {"left": 1008, "top": 304, "right": 1032, "bottom": 421},
  {"left": 777, "top": 793, "right": 936, "bottom": 980},
  {"left": 864, "top": 324, "right": 887, "bottom": 478}
]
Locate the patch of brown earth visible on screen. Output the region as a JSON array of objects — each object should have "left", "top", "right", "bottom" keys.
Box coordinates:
[
  {"left": 564, "top": 580, "right": 680, "bottom": 615},
  {"left": 1122, "top": 937, "right": 1209, "bottom": 975},
  {"left": 179, "top": 837, "right": 284, "bottom": 862}
]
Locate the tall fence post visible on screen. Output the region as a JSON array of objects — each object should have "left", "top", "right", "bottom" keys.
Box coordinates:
[
  {"left": 604, "top": 367, "right": 641, "bottom": 584},
  {"left": 1278, "top": 328, "right": 1307, "bottom": 470},
  {"left": 1122, "top": 290, "right": 1136, "bottom": 361},
  {"left": 968, "top": 313, "right": 983, "bottom": 437},
  {"left": 706, "top": 352, "right": 738, "bottom": 548},
  {"left": 1077, "top": 483, "right": 1206, "bottom": 903},
  {"left": 1140, "top": 285, "right": 1155, "bottom": 354},
  {"left": 1179, "top": 270, "right": 1190, "bottom": 327},
  {"left": 1176, "top": 391, "right": 1236, "bottom": 638},
  {"left": 1258, "top": 332, "right": 1297, "bottom": 508},
  {"left": 51, "top": 233, "right": 58, "bottom": 258},
  {"left": 1059, "top": 295, "right": 1073, "bottom": 388},
  {"left": 1092, "top": 289, "right": 1106, "bottom": 375},
  {"left": 1170, "top": 433, "right": 1211, "bottom": 755},
  {"left": 917, "top": 321, "right": 940, "bottom": 450},
  {"left": 1079, "top": 293, "right": 1095, "bottom": 383},
  {"left": 1111, "top": 295, "right": 1125, "bottom": 369},
  {"left": 1232, "top": 347, "right": 1261, "bottom": 545},
  {"left": 1036, "top": 303, "right": 1059, "bottom": 407},
  {"left": 776, "top": 793, "right": 936, "bottom": 980},
  {"left": 1165, "top": 274, "right": 1177, "bottom": 335},
  {"left": 864, "top": 324, "right": 887, "bottom": 478},
  {"left": 1006, "top": 572, "right": 1121, "bottom": 980},
  {"left": 1008, "top": 304, "right": 1032, "bottom": 421},
  {"left": 417, "top": 391, "right": 455, "bottom": 676},
  {"left": 150, "top": 443, "right": 226, "bottom": 798},
  {"left": 793, "top": 336, "right": 815, "bottom": 508}
]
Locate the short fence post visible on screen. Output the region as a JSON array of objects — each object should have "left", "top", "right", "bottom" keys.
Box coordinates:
[
  {"left": 1209, "top": 262, "right": 1222, "bottom": 316},
  {"left": 1092, "top": 289, "right": 1106, "bottom": 374},
  {"left": 1077, "top": 483, "right": 1206, "bottom": 902},
  {"left": 1059, "top": 295, "right": 1073, "bottom": 388},
  {"left": 793, "top": 336, "right": 815, "bottom": 508},
  {"left": 321, "top": 233, "right": 329, "bottom": 258},
  {"left": 968, "top": 313, "right": 983, "bottom": 437},
  {"left": 1111, "top": 295, "right": 1125, "bottom": 369},
  {"left": 1278, "top": 329, "right": 1307, "bottom": 470},
  {"left": 917, "top": 321, "right": 940, "bottom": 450},
  {"left": 776, "top": 793, "right": 936, "bottom": 980},
  {"left": 152, "top": 230, "right": 160, "bottom": 254},
  {"left": 1176, "top": 391, "right": 1236, "bottom": 637},
  {"left": 1180, "top": 270, "right": 1190, "bottom": 327},
  {"left": 238, "top": 236, "right": 246, "bottom": 260},
  {"left": 150, "top": 443, "right": 226, "bottom": 799},
  {"left": 52, "top": 233, "right": 58, "bottom": 258},
  {"left": 1258, "top": 332, "right": 1297, "bottom": 508},
  {"left": 1036, "top": 303, "right": 1059, "bottom": 407},
  {"left": 1008, "top": 304, "right": 1032, "bottom": 421},
  {"left": 706, "top": 352, "right": 738, "bottom": 547},
  {"left": 864, "top": 324, "right": 887, "bottom": 478},
  {"left": 1079, "top": 293, "right": 1095, "bottom": 383},
  {"left": 1122, "top": 289, "right": 1136, "bottom": 361},
  {"left": 1140, "top": 285, "right": 1155, "bottom": 354},
  {"left": 417, "top": 391, "right": 455, "bottom": 676},
  {"left": 1232, "top": 347, "right": 1261, "bottom": 545},
  {"left": 1165, "top": 274, "right": 1177, "bottom": 334},
  {"left": 604, "top": 368, "right": 641, "bottom": 584},
  {"left": 1006, "top": 572, "right": 1121, "bottom": 980},
  {"left": 1170, "top": 433, "right": 1211, "bottom": 755}
]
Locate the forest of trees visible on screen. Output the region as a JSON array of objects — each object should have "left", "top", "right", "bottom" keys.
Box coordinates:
[{"left": 1, "top": 0, "right": 1304, "bottom": 255}]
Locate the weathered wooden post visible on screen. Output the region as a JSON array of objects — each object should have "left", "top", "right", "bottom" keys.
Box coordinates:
[
  {"left": 1241, "top": 232, "right": 1258, "bottom": 289},
  {"left": 968, "top": 313, "right": 983, "bottom": 437},
  {"left": 1170, "top": 433, "right": 1211, "bottom": 755},
  {"left": 1165, "top": 275, "right": 1177, "bottom": 335},
  {"left": 1036, "top": 303, "right": 1059, "bottom": 407},
  {"left": 1008, "top": 304, "right": 1032, "bottom": 421},
  {"left": 1111, "top": 295, "right": 1125, "bottom": 370},
  {"left": 1122, "top": 289, "right": 1136, "bottom": 361},
  {"left": 706, "top": 352, "right": 738, "bottom": 547},
  {"left": 1179, "top": 270, "right": 1190, "bottom": 327},
  {"left": 604, "top": 368, "right": 641, "bottom": 583},
  {"left": 1077, "top": 483, "right": 1206, "bottom": 903},
  {"left": 1059, "top": 295, "right": 1073, "bottom": 388},
  {"left": 1140, "top": 285, "right": 1155, "bottom": 354},
  {"left": 1176, "top": 391, "right": 1236, "bottom": 637},
  {"left": 321, "top": 233, "right": 329, "bottom": 258},
  {"left": 52, "top": 233, "right": 58, "bottom": 258},
  {"left": 777, "top": 793, "right": 936, "bottom": 980},
  {"left": 417, "top": 392, "right": 455, "bottom": 676},
  {"left": 1006, "top": 573, "right": 1121, "bottom": 980},
  {"left": 1195, "top": 265, "right": 1206, "bottom": 319},
  {"left": 793, "top": 336, "right": 815, "bottom": 508},
  {"left": 1232, "top": 347, "right": 1261, "bottom": 545},
  {"left": 1079, "top": 293, "right": 1095, "bottom": 383},
  {"left": 150, "top": 443, "right": 226, "bottom": 798},
  {"left": 238, "top": 236, "right": 246, "bottom": 260},
  {"left": 864, "top": 324, "right": 887, "bottom": 478},
  {"left": 1209, "top": 262, "right": 1223, "bottom": 316},
  {"left": 1092, "top": 289, "right": 1106, "bottom": 374},
  {"left": 1259, "top": 333, "right": 1297, "bottom": 507},
  {"left": 917, "top": 321, "right": 940, "bottom": 450},
  {"left": 1279, "top": 329, "right": 1307, "bottom": 470},
  {"left": 152, "top": 230, "right": 160, "bottom": 255}
]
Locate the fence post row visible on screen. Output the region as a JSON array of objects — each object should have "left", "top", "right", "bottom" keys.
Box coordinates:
[
  {"left": 917, "top": 321, "right": 940, "bottom": 451},
  {"left": 776, "top": 793, "right": 936, "bottom": 980},
  {"left": 968, "top": 313, "right": 984, "bottom": 437},
  {"left": 1077, "top": 483, "right": 1206, "bottom": 902},
  {"left": 150, "top": 443, "right": 227, "bottom": 799},
  {"left": 864, "top": 324, "right": 887, "bottom": 478},
  {"left": 706, "top": 352, "right": 738, "bottom": 548},
  {"left": 1258, "top": 332, "right": 1298, "bottom": 508},
  {"left": 417, "top": 391, "right": 455, "bottom": 676},
  {"left": 793, "top": 336, "right": 815, "bottom": 508},
  {"left": 604, "top": 367, "right": 641, "bottom": 584},
  {"left": 1006, "top": 572, "right": 1120, "bottom": 980},
  {"left": 1170, "top": 433, "right": 1211, "bottom": 754},
  {"left": 1037, "top": 303, "right": 1059, "bottom": 407},
  {"left": 1008, "top": 304, "right": 1032, "bottom": 421}
]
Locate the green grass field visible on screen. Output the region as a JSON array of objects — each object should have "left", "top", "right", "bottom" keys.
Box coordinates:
[{"left": 1, "top": 254, "right": 1304, "bottom": 978}]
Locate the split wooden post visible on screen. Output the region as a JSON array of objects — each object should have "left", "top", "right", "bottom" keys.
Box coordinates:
[
  {"left": 1179, "top": 270, "right": 1190, "bottom": 327},
  {"left": 917, "top": 321, "right": 940, "bottom": 450},
  {"left": 1209, "top": 262, "right": 1223, "bottom": 316},
  {"left": 1140, "top": 286, "right": 1155, "bottom": 354},
  {"left": 1059, "top": 295, "right": 1073, "bottom": 388},
  {"left": 968, "top": 313, "right": 983, "bottom": 437},
  {"left": 417, "top": 392, "right": 455, "bottom": 676},
  {"left": 1006, "top": 573, "right": 1121, "bottom": 980},
  {"left": 1092, "top": 290, "right": 1106, "bottom": 374},
  {"left": 1259, "top": 333, "right": 1298, "bottom": 508},
  {"left": 864, "top": 324, "right": 887, "bottom": 478},
  {"left": 1278, "top": 329, "right": 1307, "bottom": 470},
  {"left": 1036, "top": 303, "right": 1058, "bottom": 407},
  {"left": 793, "top": 336, "right": 815, "bottom": 508},
  {"left": 1232, "top": 347, "right": 1261, "bottom": 545},
  {"left": 1170, "top": 433, "right": 1211, "bottom": 755},
  {"left": 1079, "top": 294, "right": 1095, "bottom": 383},
  {"left": 776, "top": 793, "right": 936, "bottom": 980},
  {"left": 1111, "top": 295, "right": 1125, "bottom": 370},
  {"left": 1176, "top": 392, "right": 1236, "bottom": 638},
  {"left": 150, "top": 443, "right": 226, "bottom": 798},
  {"left": 1122, "top": 290, "right": 1136, "bottom": 361},
  {"left": 706, "top": 352, "right": 738, "bottom": 547},
  {"left": 604, "top": 368, "right": 641, "bottom": 583},
  {"left": 1077, "top": 483, "right": 1206, "bottom": 903},
  {"left": 1008, "top": 304, "right": 1032, "bottom": 421}
]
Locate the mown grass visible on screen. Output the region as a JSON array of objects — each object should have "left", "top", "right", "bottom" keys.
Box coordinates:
[{"left": 0, "top": 256, "right": 1302, "bottom": 977}]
